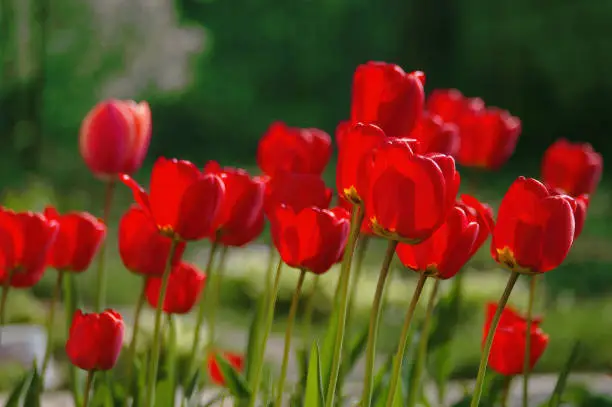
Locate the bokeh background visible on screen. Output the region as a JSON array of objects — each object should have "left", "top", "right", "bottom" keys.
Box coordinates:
[{"left": 1, "top": 0, "right": 611, "bottom": 392}]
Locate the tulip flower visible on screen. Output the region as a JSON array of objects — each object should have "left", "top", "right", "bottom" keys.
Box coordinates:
[
  {"left": 208, "top": 351, "right": 244, "bottom": 387},
  {"left": 145, "top": 262, "right": 206, "bottom": 315},
  {"left": 426, "top": 88, "right": 484, "bottom": 123},
  {"left": 335, "top": 120, "right": 351, "bottom": 150},
  {"left": 66, "top": 309, "right": 124, "bottom": 371},
  {"left": 364, "top": 138, "right": 460, "bottom": 244},
  {"left": 457, "top": 194, "right": 495, "bottom": 249},
  {"left": 122, "top": 157, "right": 225, "bottom": 241},
  {"left": 257, "top": 121, "right": 331, "bottom": 176},
  {"left": 410, "top": 112, "right": 459, "bottom": 156},
  {"left": 270, "top": 205, "right": 350, "bottom": 274},
  {"left": 572, "top": 194, "right": 589, "bottom": 239},
  {"left": 483, "top": 303, "right": 549, "bottom": 376},
  {"left": 263, "top": 172, "right": 332, "bottom": 216},
  {"left": 351, "top": 62, "right": 425, "bottom": 138},
  {"left": 204, "top": 161, "right": 266, "bottom": 246},
  {"left": 541, "top": 139, "right": 603, "bottom": 197},
  {"left": 491, "top": 177, "right": 577, "bottom": 274},
  {"left": 79, "top": 99, "right": 152, "bottom": 178},
  {"left": 44, "top": 207, "right": 106, "bottom": 273}
]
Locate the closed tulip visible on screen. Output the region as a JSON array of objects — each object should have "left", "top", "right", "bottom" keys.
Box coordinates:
[
  {"left": 207, "top": 351, "right": 244, "bottom": 387},
  {"left": 426, "top": 89, "right": 484, "bottom": 124},
  {"left": 364, "top": 139, "right": 460, "bottom": 244},
  {"left": 351, "top": 62, "right": 425, "bottom": 138},
  {"left": 118, "top": 206, "right": 186, "bottom": 277},
  {"left": 263, "top": 172, "right": 332, "bottom": 216},
  {"left": 410, "top": 112, "right": 459, "bottom": 156},
  {"left": 145, "top": 262, "right": 205, "bottom": 315},
  {"left": 122, "top": 157, "right": 225, "bottom": 241},
  {"left": 79, "top": 99, "right": 151, "bottom": 178},
  {"left": 66, "top": 309, "right": 124, "bottom": 371},
  {"left": 541, "top": 139, "right": 603, "bottom": 197},
  {"left": 457, "top": 194, "right": 495, "bottom": 249}
]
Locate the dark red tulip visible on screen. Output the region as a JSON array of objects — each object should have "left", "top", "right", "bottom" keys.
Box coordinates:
[
  {"left": 335, "top": 120, "right": 352, "bottom": 150},
  {"left": 364, "top": 139, "right": 460, "bottom": 244},
  {"left": 121, "top": 157, "right": 225, "bottom": 241},
  {"left": 257, "top": 121, "right": 331, "bottom": 176},
  {"left": 491, "top": 177, "right": 576, "bottom": 274},
  {"left": 0, "top": 209, "right": 58, "bottom": 288},
  {"left": 336, "top": 123, "right": 387, "bottom": 203},
  {"left": 483, "top": 303, "right": 548, "bottom": 376},
  {"left": 118, "top": 206, "right": 186, "bottom": 277},
  {"left": 208, "top": 350, "right": 244, "bottom": 387},
  {"left": 145, "top": 261, "right": 205, "bottom": 315},
  {"left": 457, "top": 194, "right": 495, "bottom": 250},
  {"left": 541, "top": 139, "right": 603, "bottom": 197},
  {"left": 271, "top": 205, "right": 350, "bottom": 274},
  {"left": 263, "top": 172, "right": 332, "bottom": 216},
  {"left": 410, "top": 112, "right": 459, "bottom": 156},
  {"left": 66, "top": 309, "right": 124, "bottom": 371},
  {"left": 426, "top": 89, "right": 484, "bottom": 124},
  {"left": 572, "top": 195, "right": 589, "bottom": 239},
  {"left": 351, "top": 62, "right": 425, "bottom": 138},
  {"left": 44, "top": 207, "right": 106, "bottom": 273}
]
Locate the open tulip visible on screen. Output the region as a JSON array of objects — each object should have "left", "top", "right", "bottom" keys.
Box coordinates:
[
  {"left": 145, "top": 261, "right": 206, "bottom": 315},
  {"left": 66, "top": 309, "right": 124, "bottom": 371},
  {"left": 121, "top": 157, "right": 225, "bottom": 241},
  {"left": 79, "top": 99, "right": 152, "bottom": 178},
  {"left": 410, "top": 112, "right": 459, "bottom": 156},
  {"left": 208, "top": 351, "right": 244, "bottom": 387},
  {"left": 118, "top": 206, "right": 186, "bottom": 276},
  {"left": 364, "top": 138, "right": 460, "bottom": 244},
  {"left": 263, "top": 172, "right": 332, "bottom": 216},
  {"left": 351, "top": 62, "right": 425, "bottom": 138},
  {"left": 257, "top": 121, "right": 331, "bottom": 176},
  {"left": 426, "top": 88, "right": 484, "bottom": 124},
  {"left": 491, "top": 177, "right": 576, "bottom": 274},
  {"left": 44, "top": 207, "right": 106, "bottom": 272},
  {"left": 541, "top": 139, "right": 603, "bottom": 197},
  {"left": 204, "top": 161, "right": 265, "bottom": 246}
]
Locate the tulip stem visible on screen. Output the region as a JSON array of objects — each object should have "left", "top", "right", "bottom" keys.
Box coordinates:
[
  {"left": 0, "top": 268, "right": 14, "bottom": 344},
  {"left": 248, "top": 258, "right": 283, "bottom": 407},
  {"left": 144, "top": 238, "right": 179, "bottom": 407},
  {"left": 82, "top": 370, "right": 95, "bottom": 407},
  {"left": 501, "top": 375, "right": 513, "bottom": 407},
  {"left": 346, "top": 236, "right": 370, "bottom": 329},
  {"left": 325, "top": 204, "right": 364, "bottom": 407},
  {"left": 206, "top": 245, "right": 228, "bottom": 354},
  {"left": 470, "top": 272, "right": 520, "bottom": 407},
  {"left": 265, "top": 240, "right": 276, "bottom": 292},
  {"left": 302, "top": 274, "right": 320, "bottom": 343},
  {"left": 407, "top": 278, "right": 440, "bottom": 407},
  {"left": 276, "top": 269, "right": 306, "bottom": 406},
  {"left": 523, "top": 275, "right": 537, "bottom": 407},
  {"left": 94, "top": 179, "right": 116, "bottom": 312},
  {"left": 123, "top": 278, "right": 147, "bottom": 407},
  {"left": 385, "top": 273, "right": 428, "bottom": 407},
  {"left": 361, "top": 239, "right": 398, "bottom": 407},
  {"left": 42, "top": 270, "right": 64, "bottom": 377}
]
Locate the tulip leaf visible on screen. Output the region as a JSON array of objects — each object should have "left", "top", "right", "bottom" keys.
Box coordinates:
[
  {"left": 304, "top": 342, "right": 324, "bottom": 407},
  {"left": 319, "top": 304, "right": 340, "bottom": 397},
  {"left": 548, "top": 341, "right": 581, "bottom": 407},
  {"left": 155, "top": 317, "right": 178, "bottom": 407},
  {"left": 371, "top": 352, "right": 395, "bottom": 405},
  {"left": 22, "top": 364, "right": 41, "bottom": 407},
  {"left": 131, "top": 352, "right": 148, "bottom": 407},
  {"left": 449, "top": 396, "right": 472, "bottom": 407},
  {"left": 91, "top": 372, "right": 113, "bottom": 407},
  {"left": 63, "top": 272, "right": 83, "bottom": 407},
  {"left": 200, "top": 392, "right": 228, "bottom": 407},
  {"left": 245, "top": 294, "right": 266, "bottom": 386},
  {"left": 480, "top": 372, "right": 510, "bottom": 407},
  {"left": 296, "top": 346, "right": 309, "bottom": 388},
  {"left": 184, "top": 367, "right": 201, "bottom": 401},
  {"left": 345, "top": 323, "right": 369, "bottom": 374},
  {"left": 378, "top": 355, "right": 405, "bottom": 407},
  {"left": 4, "top": 368, "right": 34, "bottom": 407},
  {"left": 214, "top": 354, "right": 252, "bottom": 399}
]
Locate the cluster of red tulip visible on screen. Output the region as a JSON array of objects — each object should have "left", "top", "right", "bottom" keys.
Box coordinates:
[{"left": 0, "top": 61, "right": 603, "bottom": 407}]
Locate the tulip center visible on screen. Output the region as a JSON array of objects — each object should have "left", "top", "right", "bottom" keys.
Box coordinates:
[
  {"left": 158, "top": 225, "right": 176, "bottom": 239},
  {"left": 343, "top": 186, "right": 362, "bottom": 205},
  {"left": 496, "top": 247, "right": 531, "bottom": 274}
]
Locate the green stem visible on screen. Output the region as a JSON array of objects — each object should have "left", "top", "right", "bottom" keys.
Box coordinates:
[
  {"left": 407, "top": 278, "right": 440, "bottom": 407},
  {"left": 144, "top": 239, "right": 179, "bottom": 407},
  {"left": 265, "top": 240, "right": 275, "bottom": 292},
  {"left": 346, "top": 236, "right": 370, "bottom": 331},
  {"left": 275, "top": 269, "right": 307, "bottom": 406},
  {"left": 302, "top": 274, "right": 320, "bottom": 343},
  {"left": 523, "top": 275, "right": 537, "bottom": 407},
  {"left": 123, "top": 278, "right": 147, "bottom": 407},
  {"left": 325, "top": 204, "right": 364, "bottom": 407},
  {"left": 206, "top": 245, "right": 228, "bottom": 353},
  {"left": 470, "top": 272, "right": 520, "bottom": 407},
  {"left": 248, "top": 258, "right": 284, "bottom": 407},
  {"left": 501, "top": 375, "right": 513, "bottom": 407},
  {"left": 385, "top": 273, "right": 428, "bottom": 407},
  {"left": 42, "top": 270, "right": 64, "bottom": 376},
  {"left": 0, "top": 268, "right": 14, "bottom": 344},
  {"left": 361, "top": 239, "right": 398, "bottom": 407},
  {"left": 94, "top": 179, "right": 116, "bottom": 312},
  {"left": 82, "top": 370, "right": 95, "bottom": 407}
]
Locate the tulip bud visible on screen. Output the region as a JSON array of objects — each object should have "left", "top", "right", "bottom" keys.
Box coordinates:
[{"left": 145, "top": 262, "right": 206, "bottom": 314}]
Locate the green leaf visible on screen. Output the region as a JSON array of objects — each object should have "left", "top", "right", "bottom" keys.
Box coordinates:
[
  {"left": 91, "top": 372, "right": 113, "bottom": 407},
  {"left": 245, "top": 294, "right": 266, "bottom": 385},
  {"left": 132, "top": 352, "right": 148, "bottom": 407},
  {"left": 184, "top": 368, "right": 201, "bottom": 401},
  {"left": 344, "top": 323, "right": 369, "bottom": 375},
  {"left": 22, "top": 365, "right": 41, "bottom": 407},
  {"left": 214, "top": 354, "right": 252, "bottom": 399},
  {"left": 200, "top": 392, "right": 227, "bottom": 407},
  {"left": 4, "top": 368, "right": 34, "bottom": 407},
  {"left": 319, "top": 304, "right": 339, "bottom": 397},
  {"left": 155, "top": 317, "right": 178, "bottom": 407},
  {"left": 304, "top": 342, "right": 324, "bottom": 407},
  {"left": 480, "top": 372, "right": 510, "bottom": 407},
  {"left": 428, "top": 275, "right": 462, "bottom": 354},
  {"left": 548, "top": 341, "right": 581, "bottom": 407},
  {"left": 63, "top": 272, "right": 83, "bottom": 407},
  {"left": 449, "top": 396, "right": 472, "bottom": 407},
  {"left": 371, "top": 353, "right": 395, "bottom": 405},
  {"left": 296, "top": 346, "right": 309, "bottom": 388},
  {"left": 379, "top": 356, "right": 404, "bottom": 407}
]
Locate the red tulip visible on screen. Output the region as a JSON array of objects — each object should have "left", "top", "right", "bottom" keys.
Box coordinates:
[
  {"left": 351, "top": 62, "right": 425, "bottom": 138},
  {"left": 483, "top": 303, "right": 548, "bottom": 376},
  {"left": 257, "top": 121, "right": 331, "bottom": 176},
  {"left": 121, "top": 157, "right": 225, "bottom": 241},
  {"left": 271, "top": 205, "right": 350, "bottom": 274},
  {"left": 364, "top": 139, "right": 460, "bottom": 244},
  {"left": 410, "top": 112, "right": 459, "bottom": 156},
  {"left": 204, "top": 161, "right": 265, "bottom": 246},
  {"left": 207, "top": 351, "right": 244, "bottom": 386},
  {"left": 426, "top": 89, "right": 484, "bottom": 124},
  {"left": 572, "top": 194, "right": 589, "bottom": 239},
  {"left": 396, "top": 204, "right": 482, "bottom": 279},
  {"left": 44, "top": 207, "right": 106, "bottom": 273},
  {"left": 336, "top": 123, "right": 387, "bottom": 203},
  {"left": 456, "top": 194, "right": 495, "bottom": 250},
  {"left": 118, "top": 206, "right": 186, "bottom": 277},
  {"left": 66, "top": 309, "right": 124, "bottom": 371},
  {"left": 145, "top": 261, "right": 205, "bottom": 314},
  {"left": 491, "top": 177, "right": 576, "bottom": 273},
  {"left": 541, "top": 139, "right": 603, "bottom": 197},
  {"left": 263, "top": 172, "right": 332, "bottom": 216},
  {"left": 335, "top": 120, "right": 352, "bottom": 151},
  {"left": 0, "top": 209, "right": 58, "bottom": 288},
  {"left": 79, "top": 99, "right": 151, "bottom": 178}
]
